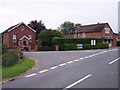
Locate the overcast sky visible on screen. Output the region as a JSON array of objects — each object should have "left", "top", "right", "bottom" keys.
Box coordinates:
[{"left": 0, "top": 0, "right": 119, "bottom": 33}]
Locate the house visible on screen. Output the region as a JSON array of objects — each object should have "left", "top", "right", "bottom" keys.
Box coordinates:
[
  {"left": 73, "top": 23, "right": 117, "bottom": 47},
  {"left": 2, "top": 22, "right": 38, "bottom": 51}
]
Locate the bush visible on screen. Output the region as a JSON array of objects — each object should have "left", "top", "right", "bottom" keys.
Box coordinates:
[
  {"left": 59, "top": 43, "right": 76, "bottom": 51},
  {"left": 2, "top": 44, "right": 8, "bottom": 54},
  {"left": 84, "top": 43, "right": 109, "bottom": 49},
  {"left": 59, "top": 43, "right": 109, "bottom": 51},
  {"left": 53, "top": 38, "right": 103, "bottom": 45},
  {"left": 2, "top": 51, "right": 18, "bottom": 67},
  {"left": 117, "top": 41, "right": 120, "bottom": 46}
]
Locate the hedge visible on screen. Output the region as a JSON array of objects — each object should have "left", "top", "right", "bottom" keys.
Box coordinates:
[
  {"left": 2, "top": 49, "right": 23, "bottom": 67},
  {"left": 59, "top": 43, "right": 109, "bottom": 51},
  {"left": 117, "top": 41, "right": 120, "bottom": 46},
  {"left": 52, "top": 38, "right": 103, "bottom": 45}
]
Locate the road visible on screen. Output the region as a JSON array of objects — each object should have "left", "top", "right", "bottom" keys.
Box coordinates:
[{"left": 2, "top": 48, "right": 119, "bottom": 89}]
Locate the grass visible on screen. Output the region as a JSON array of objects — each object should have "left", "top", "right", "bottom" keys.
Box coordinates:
[{"left": 2, "top": 58, "right": 35, "bottom": 79}]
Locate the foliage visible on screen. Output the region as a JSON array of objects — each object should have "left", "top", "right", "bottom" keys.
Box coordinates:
[
  {"left": 2, "top": 51, "right": 18, "bottom": 67},
  {"left": 59, "top": 43, "right": 76, "bottom": 51},
  {"left": 84, "top": 43, "right": 109, "bottom": 49},
  {"left": 58, "top": 21, "right": 76, "bottom": 35},
  {"left": 2, "top": 44, "right": 8, "bottom": 54},
  {"left": 117, "top": 41, "right": 120, "bottom": 46},
  {"left": 38, "top": 29, "right": 64, "bottom": 46},
  {"left": 2, "top": 49, "right": 23, "bottom": 67},
  {"left": 53, "top": 38, "right": 103, "bottom": 45},
  {"left": 59, "top": 43, "right": 109, "bottom": 51},
  {"left": 28, "top": 20, "right": 46, "bottom": 39},
  {"left": 2, "top": 58, "right": 35, "bottom": 78}
]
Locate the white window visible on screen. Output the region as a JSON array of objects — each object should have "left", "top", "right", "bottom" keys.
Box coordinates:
[
  {"left": 29, "top": 35, "right": 32, "bottom": 42},
  {"left": 91, "top": 40, "right": 96, "bottom": 45},
  {"left": 13, "top": 34, "right": 17, "bottom": 43},
  {"left": 105, "top": 28, "right": 110, "bottom": 34},
  {"left": 82, "top": 33, "right": 86, "bottom": 37}
]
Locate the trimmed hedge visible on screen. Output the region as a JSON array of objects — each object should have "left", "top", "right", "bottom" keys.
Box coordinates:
[
  {"left": 59, "top": 43, "right": 109, "bottom": 51},
  {"left": 52, "top": 38, "right": 103, "bottom": 45},
  {"left": 117, "top": 41, "right": 120, "bottom": 46},
  {"left": 84, "top": 43, "right": 109, "bottom": 49}
]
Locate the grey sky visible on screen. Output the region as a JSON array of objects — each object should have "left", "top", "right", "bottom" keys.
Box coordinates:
[{"left": 0, "top": 0, "right": 119, "bottom": 33}]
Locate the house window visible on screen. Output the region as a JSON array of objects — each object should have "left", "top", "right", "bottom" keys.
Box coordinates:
[
  {"left": 105, "top": 28, "right": 110, "bottom": 34},
  {"left": 29, "top": 35, "right": 32, "bottom": 42},
  {"left": 20, "top": 25, "right": 25, "bottom": 30},
  {"left": 91, "top": 40, "right": 96, "bottom": 45},
  {"left": 13, "top": 34, "right": 17, "bottom": 43},
  {"left": 82, "top": 33, "right": 86, "bottom": 37}
]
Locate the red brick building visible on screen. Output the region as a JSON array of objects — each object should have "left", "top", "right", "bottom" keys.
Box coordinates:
[
  {"left": 73, "top": 23, "right": 117, "bottom": 47},
  {"left": 2, "top": 22, "right": 38, "bottom": 51}
]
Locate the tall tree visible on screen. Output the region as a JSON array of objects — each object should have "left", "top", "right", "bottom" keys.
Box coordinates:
[
  {"left": 58, "top": 21, "right": 76, "bottom": 35},
  {"left": 38, "top": 29, "right": 64, "bottom": 46},
  {"left": 28, "top": 20, "right": 46, "bottom": 39}
]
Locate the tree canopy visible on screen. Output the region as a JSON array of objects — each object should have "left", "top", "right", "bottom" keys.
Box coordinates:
[
  {"left": 28, "top": 20, "right": 46, "bottom": 39},
  {"left": 58, "top": 21, "right": 76, "bottom": 35},
  {"left": 38, "top": 29, "right": 64, "bottom": 46}
]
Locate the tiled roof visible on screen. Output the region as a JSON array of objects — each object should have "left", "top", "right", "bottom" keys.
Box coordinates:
[{"left": 76, "top": 23, "right": 107, "bottom": 33}]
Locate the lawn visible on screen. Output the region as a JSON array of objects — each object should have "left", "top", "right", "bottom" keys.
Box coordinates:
[{"left": 2, "top": 58, "right": 35, "bottom": 79}]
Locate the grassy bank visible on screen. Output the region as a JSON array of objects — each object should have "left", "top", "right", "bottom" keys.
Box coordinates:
[{"left": 2, "top": 58, "right": 35, "bottom": 79}]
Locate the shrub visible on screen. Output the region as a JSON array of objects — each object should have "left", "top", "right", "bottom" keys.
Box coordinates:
[
  {"left": 59, "top": 43, "right": 109, "bottom": 51},
  {"left": 59, "top": 43, "right": 76, "bottom": 51},
  {"left": 2, "top": 44, "right": 8, "bottom": 54},
  {"left": 117, "top": 41, "right": 120, "bottom": 46},
  {"left": 53, "top": 38, "right": 103, "bottom": 45},
  {"left": 2, "top": 51, "right": 18, "bottom": 67},
  {"left": 84, "top": 43, "right": 109, "bottom": 49}
]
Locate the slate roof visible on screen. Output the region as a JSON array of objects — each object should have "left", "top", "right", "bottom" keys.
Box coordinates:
[
  {"left": 76, "top": 23, "right": 107, "bottom": 33},
  {"left": 2, "top": 22, "right": 36, "bottom": 33}
]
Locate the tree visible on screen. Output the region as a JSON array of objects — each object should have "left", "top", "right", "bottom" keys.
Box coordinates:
[
  {"left": 38, "top": 29, "right": 64, "bottom": 46},
  {"left": 28, "top": 20, "right": 46, "bottom": 39},
  {"left": 58, "top": 21, "right": 76, "bottom": 35}
]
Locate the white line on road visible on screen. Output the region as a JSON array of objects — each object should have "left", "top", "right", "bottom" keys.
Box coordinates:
[
  {"left": 50, "top": 66, "right": 58, "bottom": 70},
  {"left": 59, "top": 63, "right": 66, "bottom": 67},
  {"left": 79, "top": 58, "right": 84, "bottom": 60},
  {"left": 74, "top": 59, "right": 79, "bottom": 62},
  {"left": 84, "top": 56, "right": 89, "bottom": 59},
  {"left": 39, "top": 69, "right": 48, "bottom": 73},
  {"left": 109, "top": 57, "right": 120, "bottom": 65},
  {"left": 25, "top": 73, "right": 37, "bottom": 77},
  {"left": 63, "top": 74, "right": 91, "bottom": 90},
  {"left": 67, "top": 61, "right": 73, "bottom": 64}
]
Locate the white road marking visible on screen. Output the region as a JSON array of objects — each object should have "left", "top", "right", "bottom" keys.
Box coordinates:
[
  {"left": 50, "top": 66, "right": 58, "bottom": 70},
  {"left": 109, "top": 57, "right": 120, "bottom": 65},
  {"left": 67, "top": 61, "right": 73, "bottom": 64},
  {"left": 25, "top": 73, "right": 37, "bottom": 77},
  {"left": 74, "top": 59, "right": 79, "bottom": 62},
  {"left": 63, "top": 74, "right": 91, "bottom": 90},
  {"left": 59, "top": 63, "right": 66, "bottom": 67},
  {"left": 39, "top": 69, "right": 48, "bottom": 73},
  {"left": 84, "top": 56, "right": 89, "bottom": 59},
  {"left": 80, "top": 58, "right": 84, "bottom": 60},
  {"left": 88, "top": 55, "right": 93, "bottom": 58}
]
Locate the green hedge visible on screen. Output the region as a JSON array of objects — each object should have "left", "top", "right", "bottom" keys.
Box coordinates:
[
  {"left": 59, "top": 43, "right": 109, "bottom": 51},
  {"left": 84, "top": 43, "right": 109, "bottom": 49},
  {"left": 52, "top": 38, "right": 103, "bottom": 45},
  {"left": 2, "top": 52, "right": 18, "bottom": 67},
  {"left": 117, "top": 41, "right": 120, "bottom": 46},
  {"left": 2, "top": 49, "right": 23, "bottom": 67}
]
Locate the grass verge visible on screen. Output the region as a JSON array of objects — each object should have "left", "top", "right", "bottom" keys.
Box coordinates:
[{"left": 2, "top": 58, "right": 35, "bottom": 79}]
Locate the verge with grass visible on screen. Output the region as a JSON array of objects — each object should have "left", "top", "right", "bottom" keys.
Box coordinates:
[{"left": 2, "top": 58, "right": 35, "bottom": 79}]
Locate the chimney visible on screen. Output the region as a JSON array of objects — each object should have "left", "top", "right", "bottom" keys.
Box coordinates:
[{"left": 76, "top": 23, "right": 81, "bottom": 28}]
